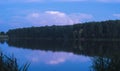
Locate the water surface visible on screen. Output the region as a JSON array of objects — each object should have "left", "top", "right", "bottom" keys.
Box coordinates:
[{"left": 0, "top": 39, "right": 120, "bottom": 71}]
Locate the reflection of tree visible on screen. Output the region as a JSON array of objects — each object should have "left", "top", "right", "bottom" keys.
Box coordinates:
[
  {"left": 7, "top": 39, "right": 75, "bottom": 52},
  {"left": 91, "top": 56, "right": 120, "bottom": 71},
  {"left": 5, "top": 39, "right": 120, "bottom": 71},
  {"left": 7, "top": 39, "right": 120, "bottom": 57},
  {"left": 0, "top": 39, "right": 5, "bottom": 44}
]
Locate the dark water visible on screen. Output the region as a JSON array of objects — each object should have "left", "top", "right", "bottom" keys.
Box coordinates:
[{"left": 0, "top": 39, "right": 120, "bottom": 71}]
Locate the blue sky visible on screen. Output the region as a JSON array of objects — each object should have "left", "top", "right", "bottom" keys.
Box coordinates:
[{"left": 0, "top": 0, "right": 120, "bottom": 32}]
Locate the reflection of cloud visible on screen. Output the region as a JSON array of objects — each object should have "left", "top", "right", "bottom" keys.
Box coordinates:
[
  {"left": 31, "top": 57, "right": 39, "bottom": 62},
  {"left": 77, "top": 56, "right": 91, "bottom": 63},
  {"left": 1, "top": 44, "right": 91, "bottom": 65},
  {"left": 25, "top": 50, "right": 91, "bottom": 65},
  {"left": 48, "top": 58, "right": 65, "bottom": 65},
  {"left": 26, "top": 51, "right": 72, "bottom": 64}
]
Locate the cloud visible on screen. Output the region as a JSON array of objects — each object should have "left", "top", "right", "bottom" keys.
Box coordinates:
[
  {"left": 45, "top": 11, "right": 66, "bottom": 17},
  {"left": 5, "top": 11, "right": 93, "bottom": 29},
  {"left": 56, "top": 0, "right": 120, "bottom": 3},
  {"left": 0, "top": 0, "right": 83, "bottom": 4},
  {"left": 113, "top": 14, "right": 120, "bottom": 18},
  {"left": 1, "top": 0, "right": 44, "bottom": 3},
  {"left": 96, "top": 0, "right": 120, "bottom": 3},
  {"left": 2, "top": 0, "right": 120, "bottom": 3},
  {"left": 70, "top": 13, "right": 93, "bottom": 23},
  {"left": 16, "top": 11, "right": 93, "bottom": 26},
  {"left": 52, "top": 0, "right": 87, "bottom": 2},
  {"left": 25, "top": 11, "right": 75, "bottom": 26}
]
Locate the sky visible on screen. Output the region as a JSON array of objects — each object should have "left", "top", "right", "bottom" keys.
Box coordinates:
[{"left": 0, "top": 0, "right": 120, "bottom": 32}]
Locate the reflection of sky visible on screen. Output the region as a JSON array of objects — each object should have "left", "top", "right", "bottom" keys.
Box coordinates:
[{"left": 0, "top": 43, "right": 92, "bottom": 71}]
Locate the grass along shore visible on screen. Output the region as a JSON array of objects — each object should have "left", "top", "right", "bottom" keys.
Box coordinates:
[{"left": 0, "top": 51, "right": 30, "bottom": 71}]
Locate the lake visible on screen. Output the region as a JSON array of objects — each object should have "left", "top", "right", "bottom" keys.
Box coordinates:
[{"left": 0, "top": 39, "right": 120, "bottom": 71}]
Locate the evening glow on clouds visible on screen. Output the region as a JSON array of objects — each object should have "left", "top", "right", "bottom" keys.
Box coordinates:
[{"left": 0, "top": 0, "right": 120, "bottom": 31}]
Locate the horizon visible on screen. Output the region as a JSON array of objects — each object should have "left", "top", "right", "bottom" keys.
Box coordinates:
[
  {"left": 2, "top": 19, "right": 119, "bottom": 33},
  {"left": 0, "top": 0, "right": 120, "bottom": 32}
]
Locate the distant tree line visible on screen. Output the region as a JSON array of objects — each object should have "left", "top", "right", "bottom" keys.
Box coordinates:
[
  {"left": 7, "top": 26, "right": 73, "bottom": 39},
  {"left": 0, "top": 32, "right": 5, "bottom": 35},
  {"left": 7, "top": 20, "right": 120, "bottom": 39},
  {"left": 73, "top": 20, "right": 120, "bottom": 39}
]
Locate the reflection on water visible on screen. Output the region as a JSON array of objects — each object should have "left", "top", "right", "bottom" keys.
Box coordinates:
[
  {"left": 0, "top": 39, "right": 120, "bottom": 71},
  {"left": 91, "top": 56, "right": 120, "bottom": 71},
  {"left": 0, "top": 39, "right": 6, "bottom": 44}
]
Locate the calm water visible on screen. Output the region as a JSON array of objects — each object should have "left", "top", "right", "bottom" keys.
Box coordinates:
[{"left": 0, "top": 39, "right": 120, "bottom": 71}]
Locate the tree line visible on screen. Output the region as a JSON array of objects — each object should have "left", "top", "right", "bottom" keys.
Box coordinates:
[
  {"left": 6, "top": 20, "right": 120, "bottom": 39},
  {"left": 73, "top": 20, "right": 120, "bottom": 39},
  {"left": 0, "top": 32, "right": 5, "bottom": 35},
  {"left": 7, "top": 25, "right": 73, "bottom": 39}
]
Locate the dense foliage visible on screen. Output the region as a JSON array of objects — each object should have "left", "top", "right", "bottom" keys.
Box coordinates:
[
  {"left": 7, "top": 20, "right": 120, "bottom": 39},
  {"left": 91, "top": 56, "right": 120, "bottom": 71},
  {"left": 7, "top": 25, "right": 73, "bottom": 39},
  {"left": 73, "top": 20, "right": 120, "bottom": 39}
]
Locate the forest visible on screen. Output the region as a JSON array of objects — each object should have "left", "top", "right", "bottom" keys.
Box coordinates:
[{"left": 6, "top": 20, "right": 120, "bottom": 40}]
